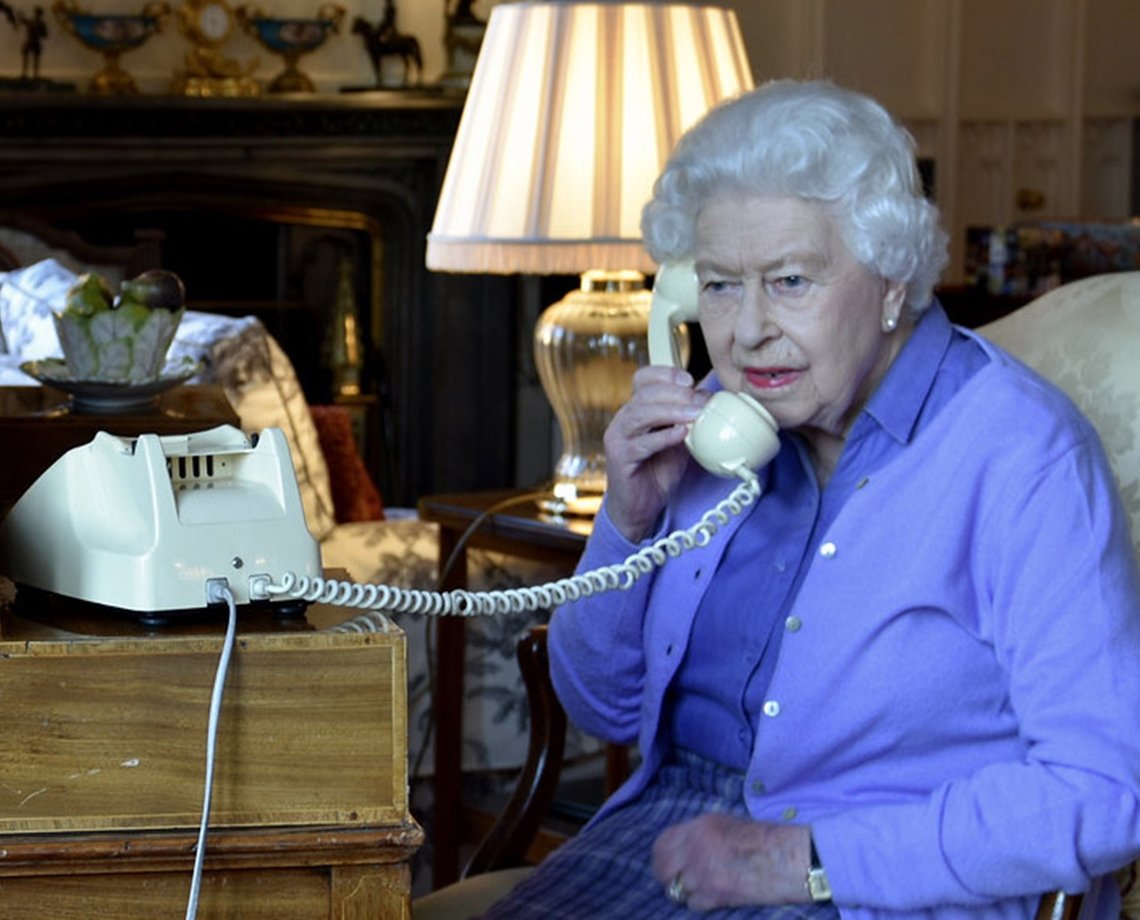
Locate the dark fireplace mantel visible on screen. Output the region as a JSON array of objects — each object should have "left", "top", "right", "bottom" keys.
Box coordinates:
[
  {"left": 0, "top": 90, "right": 461, "bottom": 140},
  {"left": 0, "top": 91, "right": 520, "bottom": 507}
]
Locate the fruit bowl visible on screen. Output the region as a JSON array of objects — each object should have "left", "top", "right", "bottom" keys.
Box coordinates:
[
  {"left": 52, "top": 270, "right": 186, "bottom": 385},
  {"left": 21, "top": 357, "right": 200, "bottom": 414}
]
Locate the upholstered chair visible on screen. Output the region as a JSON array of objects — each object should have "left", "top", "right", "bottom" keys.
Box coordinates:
[
  {"left": 980, "top": 272, "right": 1140, "bottom": 920},
  {"left": 979, "top": 272, "right": 1140, "bottom": 559}
]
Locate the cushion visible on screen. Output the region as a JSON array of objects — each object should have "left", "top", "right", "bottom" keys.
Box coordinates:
[
  {"left": 309, "top": 404, "right": 385, "bottom": 523},
  {"left": 0, "top": 353, "right": 35, "bottom": 385},
  {"left": 0, "top": 258, "right": 75, "bottom": 360},
  {"left": 0, "top": 271, "right": 7, "bottom": 351}
]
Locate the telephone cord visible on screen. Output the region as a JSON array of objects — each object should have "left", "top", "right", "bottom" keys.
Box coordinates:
[
  {"left": 185, "top": 581, "right": 239, "bottom": 920},
  {"left": 263, "top": 468, "right": 761, "bottom": 616}
]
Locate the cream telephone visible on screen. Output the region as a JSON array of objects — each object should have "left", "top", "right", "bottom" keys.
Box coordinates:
[
  {"left": 0, "top": 425, "right": 323, "bottom": 620},
  {"left": 648, "top": 261, "right": 781, "bottom": 478}
]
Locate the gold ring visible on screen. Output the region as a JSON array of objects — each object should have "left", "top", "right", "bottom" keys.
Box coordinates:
[{"left": 666, "top": 874, "right": 686, "bottom": 904}]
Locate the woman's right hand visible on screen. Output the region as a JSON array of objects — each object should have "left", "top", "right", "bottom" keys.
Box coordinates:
[{"left": 603, "top": 365, "right": 709, "bottom": 542}]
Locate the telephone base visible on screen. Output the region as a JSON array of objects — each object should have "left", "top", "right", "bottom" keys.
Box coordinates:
[{"left": 9, "top": 583, "right": 310, "bottom": 631}]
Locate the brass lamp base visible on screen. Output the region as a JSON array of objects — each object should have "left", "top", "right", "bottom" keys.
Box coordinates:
[{"left": 533, "top": 269, "right": 653, "bottom": 517}]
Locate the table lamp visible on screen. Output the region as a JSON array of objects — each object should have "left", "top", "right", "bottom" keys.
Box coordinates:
[{"left": 426, "top": 0, "right": 753, "bottom": 515}]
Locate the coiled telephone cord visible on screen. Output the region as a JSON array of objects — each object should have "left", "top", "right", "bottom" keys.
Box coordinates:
[{"left": 263, "top": 467, "right": 761, "bottom": 616}]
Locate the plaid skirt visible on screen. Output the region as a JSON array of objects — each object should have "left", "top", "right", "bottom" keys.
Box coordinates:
[{"left": 477, "top": 748, "right": 840, "bottom": 920}]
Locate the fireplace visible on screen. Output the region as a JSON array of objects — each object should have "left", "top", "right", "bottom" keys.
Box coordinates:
[{"left": 0, "top": 92, "right": 521, "bottom": 506}]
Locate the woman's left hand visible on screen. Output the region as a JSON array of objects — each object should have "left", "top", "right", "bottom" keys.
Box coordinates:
[{"left": 651, "top": 814, "right": 813, "bottom": 910}]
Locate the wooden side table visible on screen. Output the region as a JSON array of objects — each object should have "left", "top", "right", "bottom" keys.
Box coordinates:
[
  {"left": 0, "top": 596, "right": 422, "bottom": 918},
  {"left": 416, "top": 489, "right": 590, "bottom": 888},
  {"left": 0, "top": 384, "right": 240, "bottom": 516}
]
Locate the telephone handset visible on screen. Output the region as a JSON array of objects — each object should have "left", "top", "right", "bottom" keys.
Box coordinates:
[{"left": 649, "top": 262, "right": 781, "bottom": 478}]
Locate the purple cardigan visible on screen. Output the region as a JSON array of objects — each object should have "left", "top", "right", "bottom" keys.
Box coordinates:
[{"left": 549, "top": 320, "right": 1140, "bottom": 920}]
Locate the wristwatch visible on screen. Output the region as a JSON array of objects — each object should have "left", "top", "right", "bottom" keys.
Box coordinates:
[{"left": 806, "top": 835, "right": 833, "bottom": 902}]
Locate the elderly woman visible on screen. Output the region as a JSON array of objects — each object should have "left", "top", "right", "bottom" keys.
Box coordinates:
[{"left": 481, "top": 80, "right": 1140, "bottom": 920}]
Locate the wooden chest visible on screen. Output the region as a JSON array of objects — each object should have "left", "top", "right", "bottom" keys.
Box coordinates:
[{"left": 0, "top": 599, "right": 421, "bottom": 918}]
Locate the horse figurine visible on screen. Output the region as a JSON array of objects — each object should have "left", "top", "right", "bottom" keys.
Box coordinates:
[{"left": 352, "top": 11, "right": 422, "bottom": 87}]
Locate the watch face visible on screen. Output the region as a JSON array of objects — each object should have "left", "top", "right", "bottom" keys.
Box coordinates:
[
  {"left": 807, "top": 867, "right": 833, "bottom": 902},
  {"left": 199, "top": 4, "right": 230, "bottom": 40}
]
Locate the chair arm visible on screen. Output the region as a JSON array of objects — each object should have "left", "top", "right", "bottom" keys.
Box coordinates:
[
  {"left": 463, "top": 625, "right": 567, "bottom": 878},
  {"left": 1034, "top": 890, "right": 1082, "bottom": 920}
]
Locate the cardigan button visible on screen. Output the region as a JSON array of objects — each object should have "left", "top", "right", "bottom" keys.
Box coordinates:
[
  {"left": 819, "top": 541, "right": 837, "bottom": 558},
  {"left": 762, "top": 700, "right": 781, "bottom": 717}
]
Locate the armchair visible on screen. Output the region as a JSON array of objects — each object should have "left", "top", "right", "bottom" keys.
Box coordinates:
[{"left": 416, "top": 271, "right": 1140, "bottom": 919}]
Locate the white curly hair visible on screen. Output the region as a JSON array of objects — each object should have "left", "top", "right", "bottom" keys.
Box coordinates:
[{"left": 641, "top": 79, "right": 949, "bottom": 314}]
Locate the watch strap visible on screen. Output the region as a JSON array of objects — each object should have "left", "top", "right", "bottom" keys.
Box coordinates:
[{"left": 806, "top": 835, "right": 833, "bottom": 902}]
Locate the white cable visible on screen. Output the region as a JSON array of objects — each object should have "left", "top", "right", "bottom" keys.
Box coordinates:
[
  {"left": 262, "top": 469, "right": 761, "bottom": 617},
  {"left": 185, "top": 581, "right": 239, "bottom": 920}
]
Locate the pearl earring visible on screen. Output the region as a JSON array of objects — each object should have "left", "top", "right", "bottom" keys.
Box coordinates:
[{"left": 882, "top": 316, "right": 898, "bottom": 332}]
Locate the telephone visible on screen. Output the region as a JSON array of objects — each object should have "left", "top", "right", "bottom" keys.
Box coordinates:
[
  {"left": 648, "top": 261, "right": 781, "bottom": 477},
  {"left": 0, "top": 424, "right": 322, "bottom": 618}
]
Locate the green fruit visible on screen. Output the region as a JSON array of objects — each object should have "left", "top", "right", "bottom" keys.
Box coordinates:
[
  {"left": 64, "top": 273, "right": 114, "bottom": 317},
  {"left": 114, "top": 299, "right": 151, "bottom": 330},
  {"left": 119, "top": 269, "right": 186, "bottom": 311}
]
